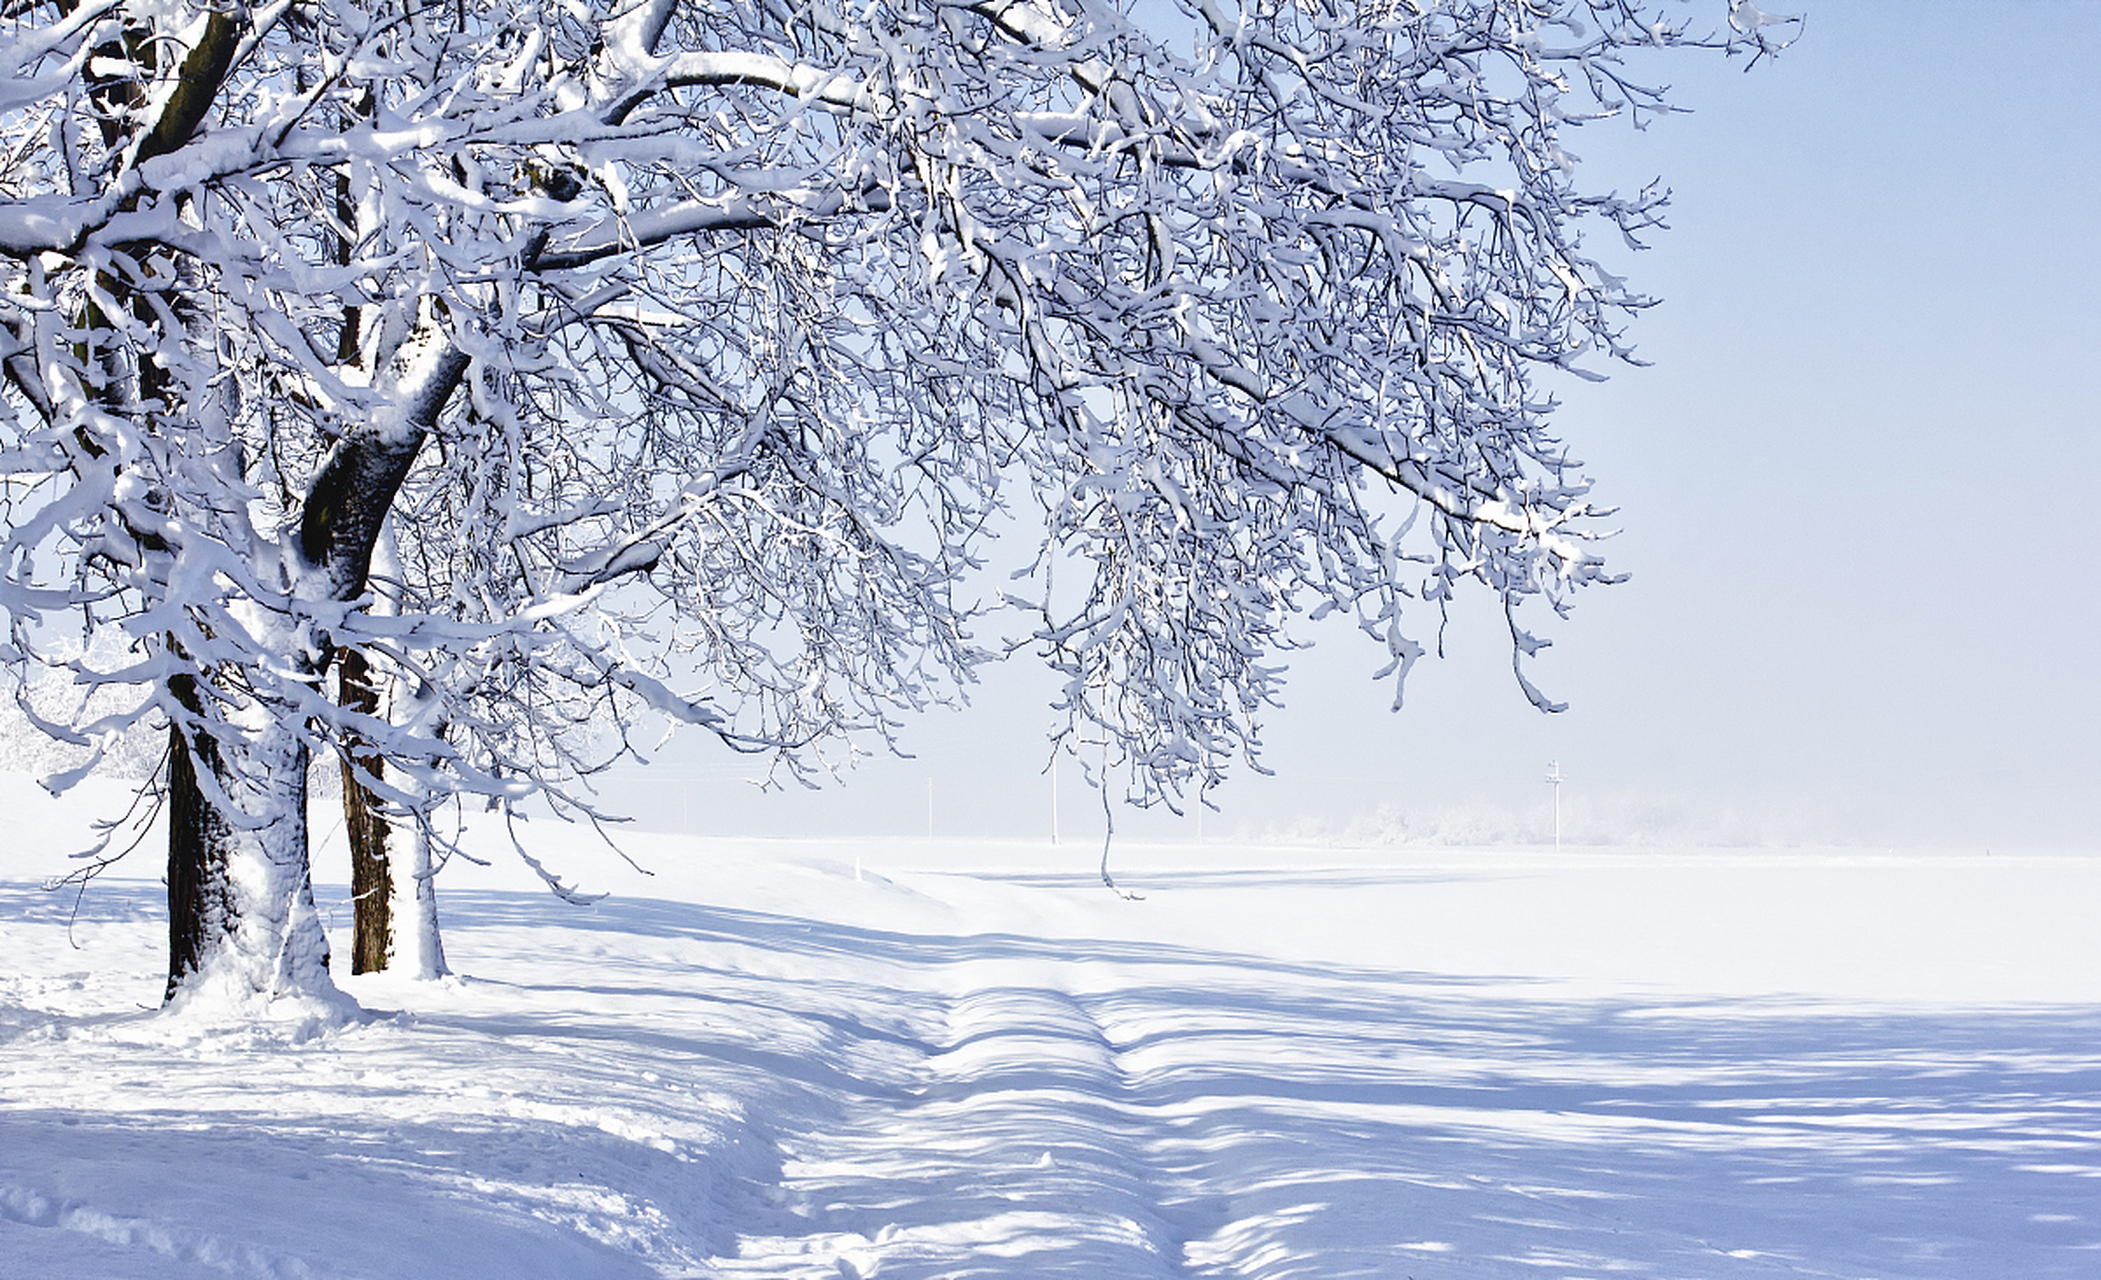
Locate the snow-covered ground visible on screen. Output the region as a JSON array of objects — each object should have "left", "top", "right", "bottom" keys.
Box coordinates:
[{"left": 3, "top": 774, "right": 2098, "bottom": 1278}]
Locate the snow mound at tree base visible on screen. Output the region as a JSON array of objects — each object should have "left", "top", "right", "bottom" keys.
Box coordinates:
[{"left": 155, "top": 965, "right": 370, "bottom": 1045}]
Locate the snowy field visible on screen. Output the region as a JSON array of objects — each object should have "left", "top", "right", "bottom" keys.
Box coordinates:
[{"left": 3, "top": 775, "right": 2099, "bottom": 1279}]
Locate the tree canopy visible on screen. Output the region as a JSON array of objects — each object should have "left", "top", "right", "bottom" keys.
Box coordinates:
[{"left": 0, "top": 0, "right": 1792, "bottom": 1005}]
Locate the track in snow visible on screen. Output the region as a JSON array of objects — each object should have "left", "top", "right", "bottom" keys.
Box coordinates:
[{"left": 4, "top": 837, "right": 2101, "bottom": 1278}]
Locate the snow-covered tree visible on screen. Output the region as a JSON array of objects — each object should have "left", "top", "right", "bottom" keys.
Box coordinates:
[{"left": 0, "top": 0, "right": 1790, "bottom": 1011}]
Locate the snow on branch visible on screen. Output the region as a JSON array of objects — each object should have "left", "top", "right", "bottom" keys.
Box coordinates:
[{"left": 0, "top": 0, "right": 1784, "bottom": 832}]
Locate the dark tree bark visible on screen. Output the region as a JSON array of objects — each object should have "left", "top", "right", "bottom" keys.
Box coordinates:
[
  {"left": 338, "top": 646, "right": 393, "bottom": 974},
  {"left": 162, "top": 671, "right": 333, "bottom": 1005},
  {"left": 165, "top": 677, "right": 234, "bottom": 1003}
]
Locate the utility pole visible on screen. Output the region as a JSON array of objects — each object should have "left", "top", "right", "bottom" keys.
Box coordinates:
[{"left": 1544, "top": 760, "right": 1564, "bottom": 851}]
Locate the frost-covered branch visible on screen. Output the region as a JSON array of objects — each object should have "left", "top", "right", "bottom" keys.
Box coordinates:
[{"left": 0, "top": 0, "right": 1787, "bottom": 987}]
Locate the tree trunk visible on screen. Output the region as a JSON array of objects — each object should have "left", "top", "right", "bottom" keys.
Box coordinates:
[
  {"left": 165, "top": 704, "right": 233, "bottom": 1004},
  {"left": 385, "top": 673, "right": 451, "bottom": 982},
  {"left": 392, "top": 809, "right": 450, "bottom": 981},
  {"left": 162, "top": 674, "right": 341, "bottom": 1013},
  {"left": 153, "top": 276, "right": 463, "bottom": 1010},
  {"left": 338, "top": 647, "right": 393, "bottom": 974}
]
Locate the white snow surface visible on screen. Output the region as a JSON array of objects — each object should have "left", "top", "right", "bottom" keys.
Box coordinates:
[{"left": 3, "top": 774, "right": 2098, "bottom": 1278}]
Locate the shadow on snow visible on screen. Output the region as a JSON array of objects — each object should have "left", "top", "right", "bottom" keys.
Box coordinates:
[{"left": 2, "top": 880, "right": 2098, "bottom": 1277}]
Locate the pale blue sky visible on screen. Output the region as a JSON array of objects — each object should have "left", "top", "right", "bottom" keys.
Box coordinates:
[{"left": 602, "top": 3, "right": 2101, "bottom": 850}]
